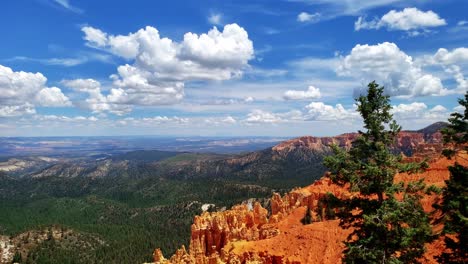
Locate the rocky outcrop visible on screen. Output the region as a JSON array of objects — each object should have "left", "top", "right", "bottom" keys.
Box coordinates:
[
  {"left": 273, "top": 130, "right": 443, "bottom": 159},
  {"left": 272, "top": 134, "right": 357, "bottom": 154},
  {"left": 152, "top": 152, "right": 466, "bottom": 264}
]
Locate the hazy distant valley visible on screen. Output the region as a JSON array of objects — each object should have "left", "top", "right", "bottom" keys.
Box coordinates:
[
  {"left": 0, "top": 136, "right": 287, "bottom": 158},
  {"left": 0, "top": 124, "right": 446, "bottom": 263},
  {"left": 0, "top": 136, "right": 318, "bottom": 263}
]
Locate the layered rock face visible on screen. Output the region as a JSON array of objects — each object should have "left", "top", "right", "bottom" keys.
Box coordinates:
[
  {"left": 153, "top": 151, "right": 465, "bottom": 264},
  {"left": 272, "top": 134, "right": 358, "bottom": 154},
  {"left": 272, "top": 130, "right": 443, "bottom": 159}
]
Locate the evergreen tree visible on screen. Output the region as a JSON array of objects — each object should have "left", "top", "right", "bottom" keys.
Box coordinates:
[
  {"left": 437, "top": 91, "right": 468, "bottom": 263},
  {"left": 301, "top": 206, "right": 312, "bottom": 225},
  {"left": 12, "top": 251, "right": 22, "bottom": 263},
  {"left": 324, "top": 81, "right": 432, "bottom": 264},
  {"left": 441, "top": 91, "right": 468, "bottom": 159}
]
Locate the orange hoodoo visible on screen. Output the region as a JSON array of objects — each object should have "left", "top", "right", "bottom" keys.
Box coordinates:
[{"left": 152, "top": 153, "right": 465, "bottom": 264}]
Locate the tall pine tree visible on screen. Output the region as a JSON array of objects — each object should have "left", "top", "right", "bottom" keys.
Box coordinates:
[
  {"left": 437, "top": 91, "right": 468, "bottom": 263},
  {"left": 324, "top": 81, "right": 432, "bottom": 264}
]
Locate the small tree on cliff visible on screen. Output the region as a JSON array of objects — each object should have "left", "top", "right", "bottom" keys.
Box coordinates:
[
  {"left": 324, "top": 81, "right": 432, "bottom": 264},
  {"left": 301, "top": 206, "right": 313, "bottom": 225},
  {"left": 437, "top": 91, "right": 468, "bottom": 263}
]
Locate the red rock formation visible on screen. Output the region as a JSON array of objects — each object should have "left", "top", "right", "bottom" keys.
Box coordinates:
[
  {"left": 153, "top": 151, "right": 466, "bottom": 264},
  {"left": 272, "top": 134, "right": 357, "bottom": 154},
  {"left": 272, "top": 131, "right": 442, "bottom": 161}
]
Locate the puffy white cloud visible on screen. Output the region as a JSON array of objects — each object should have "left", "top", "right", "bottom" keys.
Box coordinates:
[
  {"left": 244, "top": 105, "right": 357, "bottom": 124},
  {"left": 62, "top": 78, "right": 131, "bottom": 115},
  {"left": 355, "top": 8, "right": 446, "bottom": 33},
  {"left": 412, "top": 74, "right": 445, "bottom": 97},
  {"left": 62, "top": 74, "right": 182, "bottom": 114},
  {"left": 82, "top": 24, "right": 253, "bottom": 78},
  {"left": 297, "top": 12, "right": 321, "bottom": 22},
  {"left": 179, "top": 24, "right": 253, "bottom": 71},
  {"left": 244, "top": 110, "right": 283, "bottom": 124},
  {"left": 433, "top": 47, "right": 468, "bottom": 65},
  {"left": 0, "top": 104, "right": 36, "bottom": 117},
  {"left": 283, "top": 85, "right": 321, "bottom": 100},
  {"left": 81, "top": 24, "right": 254, "bottom": 112},
  {"left": 445, "top": 65, "right": 468, "bottom": 92},
  {"left": 281, "top": 110, "right": 306, "bottom": 121},
  {"left": 110, "top": 65, "right": 185, "bottom": 105},
  {"left": 62, "top": 78, "right": 101, "bottom": 93},
  {"left": 380, "top": 8, "right": 446, "bottom": 30},
  {"left": 0, "top": 65, "right": 70, "bottom": 117},
  {"left": 392, "top": 102, "right": 427, "bottom": 116},
  {"left": 82, "top": 26, "right": 108, "bottom": 48},
  {"left": 423, "top": 48, "right": 468, "bottom": 93},
  {"left": 338, "top": 42, "right": 449, "bottom": 97},
  {"left": 0, "top": 65, "right": 47, "bottom": 104},
  {"left": 305, "top": 102, "right": 358, "bottom": 121},
  {"left": 36, "top": 87, "right": 72, "bottom": 107},
  {"left": 392, "top": 102, "right": 449, "bottom": 121}
]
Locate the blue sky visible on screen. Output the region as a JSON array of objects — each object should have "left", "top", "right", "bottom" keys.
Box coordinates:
[{"left": 0, "top": 0, "right": 467, "bottom": 137}]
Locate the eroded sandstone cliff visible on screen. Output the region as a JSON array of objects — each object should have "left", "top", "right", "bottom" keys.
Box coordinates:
[
  {"left": 272, "top": 129, "right": 443, "bottom": 159},
  {"left": 152, "top": 150, "right": 465, "bottom": 264}
]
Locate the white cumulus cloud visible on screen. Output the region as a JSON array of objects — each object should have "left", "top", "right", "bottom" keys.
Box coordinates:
[
  {"left": 0, "top": 64, "right": 70, "bottom": 117},
  {"left": 338, "top": 42, "right": 450, "bottom": 97},
  {"left": 244, "top": 110, "right": 283, "bottom": 124},
  {"left": 283, "top": 85, "right": 321, "bottom": 100},
  {"left": 0, "top": 104, "right": 36, "bottom": 117},
  {"left": 305, "top": 102, "right": 358, "bottom": 121},
  {"left": 391, "top": 102, "right": 449, "bottom": 121},
  {"left": 36, "top": 87, "right": 72, "bottom": 107},
  {"left": 82, "top": 24, "right": 253, "bottom": 79},
  {"left": 81, "top": 24, "right": 254, "bottom": 113},
  {"left": 82, "top": 26, "right": 108, "bottom": 47},
  {"left": 423, "top": 47, "right": 468, "bottom": 94},
  {"left": 355, "top": 8, "right": 446, "bottom": 34},
  {"left": 433, "top": 47, "right": 468, "bottom": 65},
  {"left": 62, "top": 78, "right": 131, "bottom": 115}
]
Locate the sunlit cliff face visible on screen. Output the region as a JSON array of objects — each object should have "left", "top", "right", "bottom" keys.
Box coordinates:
[{"left": 153, "top": 147, "right": 466, "bottom": 264}]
